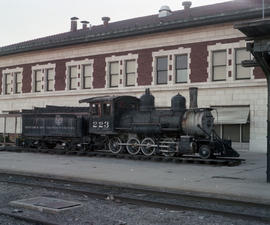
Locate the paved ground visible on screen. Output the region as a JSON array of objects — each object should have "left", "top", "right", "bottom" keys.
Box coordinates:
[{"left": 0, "top": 150, "right": 269, "bottom": 204}]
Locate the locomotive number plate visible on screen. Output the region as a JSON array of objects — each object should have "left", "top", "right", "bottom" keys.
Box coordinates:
[{"left": 92, "top": 121, "right": 110, "bottom": 129}]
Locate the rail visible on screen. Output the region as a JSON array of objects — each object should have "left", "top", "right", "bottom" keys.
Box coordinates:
[{"left": 0, "top": 172, "right": 269, "bottom": 223}]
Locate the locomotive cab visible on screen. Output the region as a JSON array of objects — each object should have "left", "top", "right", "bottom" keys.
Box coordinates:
[{"left": 79, "top": 96, "right": 139, "bottom": 134}]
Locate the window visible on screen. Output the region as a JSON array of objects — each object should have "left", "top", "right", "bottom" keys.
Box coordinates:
[
  {"left": 109, "top": 62, "right": 119, "bottom": 88},
  {"left": 157, "top": 56, "right": 168, "bottom": 84},
  {"left": 34, "top": 70, "right": 42, "bottom": 92},
  {"left": 69, "top": 66, "right": 77, "bottom": 90},
  {"left": 91, "top": 104, "right": 99, "bottom": 116},
  {"left": 5, "top": 73, "right": 12, "bottom": 95},
  {"left": 14, "top": 72, "right": 22, "bottom": 94},
  {"left": 212, "top": 50, "right": 226, "bottom": 81},
  {"left": 103, "top": 103, "right": 111, "bottom": 116},
  {"left": 175, "top": 54, "right": 188, "bottom": 83},
  {"left": 82, "top": 64, "right": 91, "bottom": 89},
  {"left": 46, "top": 69, "right": 54, "bottom": 91},
  {"left": 125, "top": 60, "right": 136, "bottom": 86},
  {"left": 214, "top": 124, "right": 250, "bottom": 143},
  {"left": 223, "top": 124, "right": 241, "bottom": 142},
  {"left": 235, "top": 48, "right": 251, "bottom": 80}
]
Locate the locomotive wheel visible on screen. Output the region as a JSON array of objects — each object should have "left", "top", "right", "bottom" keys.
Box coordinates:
[
  {"left": 64, "top": 142, "right": 71, "bottom": 151},
  {"left": 37, "top": 141, "right": 46, "bottom": 149},
  {"left": 108, "top": 137, "right": 123, "bottom": 154},
  {"left": 126, "top": 138, "right": 141, "bottom": 155},
  {"left": 199, "top": 145, "right": 212, "bottom": 159},
  {"left": 141, "top": 138, "right": 156, "bottom": 156}
]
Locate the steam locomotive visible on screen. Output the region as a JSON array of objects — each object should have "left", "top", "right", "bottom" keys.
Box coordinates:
[{"left": 19, "top": 88, "right": 239, "bottom": 159}]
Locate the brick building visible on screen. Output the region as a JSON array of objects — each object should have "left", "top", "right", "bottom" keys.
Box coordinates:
[{"left": 0, "top": 0, "right": 269, "bottom": 152}]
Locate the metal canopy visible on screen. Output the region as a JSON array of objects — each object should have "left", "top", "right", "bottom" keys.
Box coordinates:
[
  {"left": 212, "top": 106, "right": 250, "bottom": 125},
  {"left": 235, "top": 18, "right": 270, "bottom": 183},
  {"left": 235, "top": 19, "right": 270, "bottom": 38}
]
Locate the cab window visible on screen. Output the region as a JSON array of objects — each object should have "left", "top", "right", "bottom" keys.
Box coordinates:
[
  {"left": 91, "top": 103, "right": 99, "bottom": 116},
  {"left": 103, "top": 103, "right": 111, "bottom": 116}
]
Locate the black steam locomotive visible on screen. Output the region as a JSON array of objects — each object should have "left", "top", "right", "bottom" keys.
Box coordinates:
[{"left": 19, "top": 88, "right": 239, "bottom": 159}]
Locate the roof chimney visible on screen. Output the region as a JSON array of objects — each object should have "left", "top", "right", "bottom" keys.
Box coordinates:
[
  {"left": 102, "top": 17, "right": 110, "bottom": 26},
  {"left": 70, "top": 17, "right": 79, "bottom": 32},
  {"left": 182, "top": 1, "right": 192, "bottom": 10},
  {"left": 81, "top": 20, "right": 89, "bottom": 30}
]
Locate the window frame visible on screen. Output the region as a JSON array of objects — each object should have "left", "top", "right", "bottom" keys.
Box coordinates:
[
  {"left": 45, "top": 68, "right": 54, "bottom": 92},
  {"left": 82, "top": 64, "right": 92, "bottom": 89},
  {"left": 68, "top": 66, "right": 77, "bottom": 90},
  {"left": 91, "top": 103, "right": 100, "bottom": 117},
  {"left": 14, "top": 72, "right": 22, "bottom": 94},
  {"left": 34, "top": 70, "right": 42, "bottom": 93},
  {"left": 175, "top": 54, "right": 188, "bottom": 84},
  {"left": 212, "top": 50, "right": 227, "bottom": 82},
  {"left": 109, "top": 61, "right": 119, "bottom": 88},
  {"left": 235, "top": 48, "right": 251, "bottom": 80},
  {"left": 4, "top": 73, "right": 12, "bottom": 95},
  {"left": 156, "top": 56, "right": 168, "bottom": 85},
  {"left": 125, "top": 60, "right": 136, "bottom": 87}
]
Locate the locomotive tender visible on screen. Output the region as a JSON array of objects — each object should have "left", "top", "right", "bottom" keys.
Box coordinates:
[{"left": 20, "top": 88, "right": 239, "bottom": 159}]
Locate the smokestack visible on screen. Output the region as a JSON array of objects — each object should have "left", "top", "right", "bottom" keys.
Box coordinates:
[
  {"left": 102, "top": 17, "right": 110, "bottom": 26},
  {"left": 189, "top": 87, "right": 198, "bottom": 108},
  {"left": 70, "top": 17, "right": 79, "bottom": 32},
  {"left": 81, "top": 21, "right": 89, "bottom": 30}
]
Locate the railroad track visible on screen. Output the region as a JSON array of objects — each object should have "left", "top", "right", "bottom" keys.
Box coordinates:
[
  {"left": 1, "top": 145, "right": 244, "bottom": 166},
  {"left": 0, "top": 172, "right": 269, "bottom": 224}
]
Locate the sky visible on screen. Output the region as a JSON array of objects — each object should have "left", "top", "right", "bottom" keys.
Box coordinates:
[{"left": 0, "top": 0, "right": 232, "bottom": 47}]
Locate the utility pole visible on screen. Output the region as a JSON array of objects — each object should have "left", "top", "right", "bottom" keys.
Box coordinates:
[{"left": 263, "top": 0, "right": 265, "bottom": 19}]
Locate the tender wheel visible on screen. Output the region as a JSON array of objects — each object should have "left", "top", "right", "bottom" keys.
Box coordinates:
[
  {"left": 199, "top": 145, "right": 212, "bottom": 159},
  {"left": 108, "top": 137, "right": 123, "bottom": 154},
  {"left": 126, "top": 138, "right": 141, "bottom": 155},
  {"left": 141, "top": 138, "right": 156, "bottom": 156}
]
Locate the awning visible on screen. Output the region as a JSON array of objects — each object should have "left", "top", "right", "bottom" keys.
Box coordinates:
[{"left": 211, "top": 106, "right": 250, "bottom": 125}]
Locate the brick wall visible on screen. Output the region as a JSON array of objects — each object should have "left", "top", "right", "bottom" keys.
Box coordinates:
[
  {"left": 189, "top": 42, "right": 208, "bottom": 83},
  {"left": 137, "top": 49, "right": 153, "bottom": 85},
  {"left": 0, "top": 36, "right": 265, "bottom": 93},
  {"left": 22, "top": 64, "right": 32, "bottom": 93},
  {"left": 55, "top": 59, "right": 66, "bottom": 91},
  {"left": 93, "top": 55, "right": 106, "bottom": 88}
]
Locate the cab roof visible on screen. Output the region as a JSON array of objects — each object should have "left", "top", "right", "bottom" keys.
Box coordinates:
[{"left": 79, "top": 95, "right": 139, "bottom": 104}]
